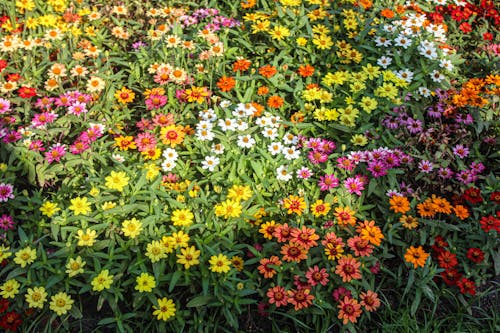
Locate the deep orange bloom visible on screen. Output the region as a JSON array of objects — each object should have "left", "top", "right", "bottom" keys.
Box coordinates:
[
  {"left": 417, "top": 200, "right": 436, "bottom": 218},
  {"left": 380, "top": 8, "right": 395, "bottom": 18},
  {"left": 335, "top": 255, "right": 362, "bottom": 282},
  {"left": 267, "top": 95, "right": 284, "bottom": 108},
  {"left": 360, "top": 290, "right": 380, "bottom": 312},
  {"left": 281, "top": 242, "right": 308, "bottom": 263},
  {"left": 290, "top": 112, "right": 305, "bottom": 123},
  {"left": 267, "top": 286, "right": 288, "bottom": 307},
  {"left": 287, "top": 288, "right": 314, "bottom": 311},
  {"left": 389, "top": 195, "right": 410, "bottom": 214},
  {"left": 257, "top": 86, "right": 269, "bottom": 96},
  {"left": 251, "top": 102, "right": 264, "bottom": 116},
  {"left": 358, "top": 220, "right": 384, "bottom": 246},
  {"left": 338, "top": 297, "right": 362, "bottom": 324},
  {"left": 259, "top": 65, "right": 277, "bottom": 78},
  {"left": 430, "top": 195, "right": 452, "bottom": 214},
  {"left": 240, "top": 0, "right": 257, "bottom": 9},
  {"left": 216, "top": 76, "right": 236, "bottom": 92},
  {"left": 258, "top": 256, "right": 282, "bottom": 278},
  {"left": 297, "top": 64, "right": 315, "bottom": 77},
  {"left": 232, "top": 59, "right": 251, "bottom": 72},
  {"left": 404, "top": 245, "right": 430, "bottom": 268},
  {"left": 334, "top": 206, "right": 357, "bottom": 227},
  {"left": 453, "top": 205, "right": 469, "bottom": 220},
  {"left": 290, "top": 226, "right": 319, "bottom": 249}
]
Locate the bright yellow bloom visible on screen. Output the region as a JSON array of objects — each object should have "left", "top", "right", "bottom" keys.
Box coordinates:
[
  {"left": 269, "top": 25, "right": 290, "bottom": 41},
  {"left": 296, "top": 37, "right": 308, "bottom": 46},
  {"left": 283, "top": 195, "right": 307, "bottom": 215},
  {"left": 171, "top": 230, "right": 190, "bottom": 248},
  {"left": 135, "top": 273, "right": 156, "bottom": 292},
  {"left": 313, "top": 34, "right": 333, "bottom": 50},
  {"left": 122, "top": 218, "right": 143, "bottom": 239},
  {"left": 209, "top": 253, "right": 232, "bottom": 273},
  {"left": 101, "top": 201, "right": 116, "bottom": 210},
  {"left": 251, "top": 20, "right": 271, "bottom": 34},
  {"left": 153, "top": 297, "right": 176, "bottom": 321},
  {"left": 25, "top": 286, "right": 48, "bottom": 309},
  {"left": 171, "top": 208, "right": 194, "bottom": 227},
  {"left": 105, "top": 171, "right": 130, "bottom": 192},
  {"left": 359, "top": 96, "right": 378, "bottom": 113},
  {"left": 146, "top": 240, "right": 167, "bottom": 262},
  {"left": 91, "top": 269, "right": 114, "bottom": 292},
  {"left": 50, "top": 292, "right": 74, "bottom": 315},
  {"left": 227, "top": 184, "right": 252, "bottom": 202},
  {"left": 69, "top": 197, "right": 92, "bottom": 216},
  {"left": 311, "top": 199, "right": 331, "bottom": 217},
  {"left": 66, "top": 256, "right": 86, "bottom": 277},
  {"left": 351, "top": 134, "right": 368, "bottom": 146},
  {"left": 76, "top": 228, "right": 97, "bottom": 247},
  {"left": 214, "top": 200, "right": 243, "bottom": 219},
  {"left": 144, "top": 163, "right": 161, "bottom": 180},
  {"left": 0, "top": 279, "right": 20, "bottom": 299},
  {"left": 14, "top": 246, "right": 36, "bottom": 268},
  {"left": 176, "top": 246, "right": 201, "bottom": 269},
  {"left": 114, "top": 87, "right": 135, "bottom": 104},
  {"left": 40, "top": 201, "right": 60, "bottom": 217},
  {"left": 0, "top": 245, "right": 11, "bottom": 261}
]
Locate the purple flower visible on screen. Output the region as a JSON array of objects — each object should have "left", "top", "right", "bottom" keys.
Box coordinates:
[
  {"left": 0, "top": 183, "right": 14, "bottom": 202},
  {"left": 470, "top": 162, "right": 485, "bottom": 174},
  {"left": 406, "top": 118, "right": 423, "bottom": 134},
  {"left": 452, "top": 144, "right": 469, "bottom": 159},
  {"left": 367, "top": 160, "right": 388, "bottom": 178},
  {"left": 132, "top": 41, "right": 147, "bottom": 49},
  {"left": 456, "top": 170, "right": 474, "bottom": 184},
  {"left": 0, "top": 214, "right": 14, "bottom": 230},
  {"left": 418, "top": 160, "right": 434, "bottom": 173},
  {"left": 382, "top": 116, "right": 399, "bottom": 129},
  {"left": 437, "top": 167, "right": 454, "bottom": 179},
  {"left": 2, "top": 130, "right": 22, "bottom": 143}
]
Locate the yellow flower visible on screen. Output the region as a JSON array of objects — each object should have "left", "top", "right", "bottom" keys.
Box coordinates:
[
  {"left": 0, "top": 279, "right": 20, "bottom": 299},
  {"left": 101, "top": 201, "right": 116, "bottom": 210},
  {"left": 25, "top": 286, "right": 48, "bottom": 309},
  {"left": 91, "top": 269, "right": 114, "bottom": 292},
  {"left": 14, "top": 246, "right": 37, "bottom": 268},
  {"left": 135, "top": 273, "right": 156, "bottom": 292},
  {"left": 76, "top": 228, "right": 97, "bottom": 247},
  {"left": 152, "top": 297, "right": 176, "bottom": 321},
  {"left": 69, "top": 197, "right": 92, "bottom": 216},
  {"left": 89, "top": 187, "right": 100, "bottom": 197},
  {"left": 214, "top": 200, "right": 242, "bottom": 219},
  {"left": 171, "top": 230, "right": 190, "bottom": 248},
  {"left": 66, "top": 256, "right": 86, "bottom": 277},
  {"left": 231, "top": 256, "right": 245, "bottom": 271},
  {"left": 122, "top": 218, "right": 143, "bottom": 239},
  {"left": 351, "top": 134, "right": 368, "bottom": 146},
  {"left": 144, "top": 163, "right": 160, "bottom": 180},
  {"left": 176, "top": 246, "right": 201, "bottom": 269},
  {"left": 114, "top": 87, "right": 135, "bottom": 104},
  {"left": 146, "top": 240, "right": 167, "bottom": 262},
  {"left": 227, "top": 184, "right": 252, "bottom": 202},
  {"left": 105, "top": 171, "right": 130, "bottom": 192},
  {"left": 269, "top": 25, "right": 290, "bottom": 41},
  {"left": 209, "top": 253, "right": 232, "bottom": 274},
  {"left": 359, "top": 96, "right": 378, "bottom": 113},
  {"left": 50, "top": 292, "right": 74, "bottom": 315},
  {"left": 171, "top": 208, "right": 194, "bottom": 227},
  {"left": 311, "top": 199, "right": 331, "bottom": 217},
  {"left": 40, "top": 201, "right": 60, "bottom": 217},
  {"left": 0, "top": 245, "right": 11, "bottom": 261},
  {"left": 296, "top": 37, "right": 308, "bottom": 46},
  {"left": 312, "top": 34, "right": 333, "bottom": 50}
]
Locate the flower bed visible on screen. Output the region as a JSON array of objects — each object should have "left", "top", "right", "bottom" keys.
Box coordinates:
[{"left": 0, "top": 0, "right": 498, "bottom": 332}]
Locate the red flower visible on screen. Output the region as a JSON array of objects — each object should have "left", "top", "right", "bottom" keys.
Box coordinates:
[
  {"left": 267, "top": 286, "right": 288, "bottom": 307},
  {"left": 490, "top": 191, "right": 500, "bottom": 204},
  {"left": 483, "top": 32, "right": 494, "bottom": 41},
  {"left": 459, "top": 22, "right": 472, "bottom": 33},
  {"left": 480, "top": 215, "right": 500, "bottom": 233},
  {"left": 431, "top": 235, "right": 448, "bottom": 254},
  {"left": 457, "top": 277, "right": 476, "bottom": 296},
  {"left": 440, "top": 268, "right": 462, "bottom": 286},
  {"left": 0, "top": 59, "right": 7, "bottom": 72},
  {"left": 466, "top": 248, "right": 485, "bottom": 263},
  {"left": 0, "top": 299, "right": 9, "bottom": 313},
  {"left": 6, "top": 73, "right": 21, "bottom": 82},
  {"left": 332, "top": 286, "right": 352, "bottom": 302},
  {"left": 17, "top": 86, "right": 37, "bottom": 98},
  {"left": 305, "top": 265, "right": 329, "bottom": 286},
  {"left": 462, "top": 187, "right": 483, "bottom": 204},
  {"left": 0, "top": 311, "right": 22, "bottom": 332},
  {"left": 437, "top": 250, "right": 458, "bottom": 269}
]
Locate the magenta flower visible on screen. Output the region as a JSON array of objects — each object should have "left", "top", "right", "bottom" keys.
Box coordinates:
[
  {"left": 0, "top": 98, "right": 11, "bottom": 113},
  {"left": 308, "top": 150, "right": 328, "bottom": 164},
  {"left": 45, "top": 144, "right": 66, "bottom": 163},
  {"left": 367, "top": 160, "right": 388, "bottom": 178},
  {"left": 70, "top": 140, "right": 90, "bottom": 154},
  {"left": 0, "top": 214, "right": 14, "bottom": 230},
  {"left": 344, "top": 176, "right": 365, "bottom": 196},
  {"left": 296, "top": 167, "right": 313, "bottom": 179},
  {"left": 337, "top": 156, "right": 355, "bottom": 171},
  {"left": 0, "top": 183, "right": 14, "bottom": 202},
  {"left": 2, "top": 130, "right": 22, "bottom": 143},
  {"left": 438, "top": 167, "right": 454, "bottom": 179},
  {"left": 332, "top": 287, "right": 352, "bottom": 302},
  {"left": 67, "top": 102, "right": 88, "bottom": 116},
  {"left": 145, "top": 94, "right": 167, "bottom": 110},
  {"left": 418, "top": 160, "right": 434, "bottom": 173},
  {"left": 452, "top": 144, "right": 469, "bottom": 159},
  {"left": 318, "top": 174, "right": 339, "bottom": 191},
  {"left": 29, "top": 140, "right": 45, "bottom": 152},
  {"left": 31, "top": 112, "right": 58, "bottom": 127},
  {"left": 35, "top": 97, "right": 54, "bottom": 110}
]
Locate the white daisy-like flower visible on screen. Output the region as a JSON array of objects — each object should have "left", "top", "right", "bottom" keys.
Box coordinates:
[
  {"left": 237, "top": 134, "right": 255, "bottom": 148},
  {"left": 374, "top": 36, "right": 392, "bottom": 47},
  {"left": 418, "top": 87, "right": 432, "bottom": 97},
  {"left": 211, "top": 143, "right": 225, "bottom": 155},
  {"left": 262, "top": 127, "right": 278, "bottom": 139},
  {"left": 233, "top": 103, "right": 256, "bottom": 118},
  {"left": 162, "top": 148, "right": 178, "bottom": 162},
  {"left": 394, "top": 34, "right": 412, "bottom": 49},
  {"left": 112, "top": 154, "right": 125, "bottom": 163},
  {"left": 219, "top": 100, "right": 231, "bottom": 108},
  {"left": 430, "top": 70, "right": 445, "bottom": 83},
  {"left": 196, "top": 120, "right": 214, "bottom": 131},
  {"left": 236, "top": 119, "right": 249, "bottom": 131},
  {"left": 218, "top": 118, "right": 237, "bottom": 132},
  {"left": 161, "top": 159, "right": 177, "bottom": 172},
  {"left": 377, "top": 56, "right": 392, "bottom": 69},
  {"left": 276, "top": 165, "right": 292, "bottom": 182},
  {"left": 396, "top": 69, "right": 414, "bottom": 83},
  {"left": 201, "top": 156, "right": 220, "bottom": 171},
  {"left": 282, "top": 146, "right": 300, "bottom": 160},
  {"left": 195, "top": 129, "right": 215, "bottom": 141},
  {"left": 199, "top": 108, "right": 217, "bottom": 122},
  {"left": 268, "top": 142, "right": 283, "bottom": 155},
  {"left": 256, "top": 116, "right": 270, "bottom": 128},
  {"left": 439, "top": 59, "right": 454, "bottom": 71},
  {"left": 282, "top": 132, "right": 298, "bottom": 145}
]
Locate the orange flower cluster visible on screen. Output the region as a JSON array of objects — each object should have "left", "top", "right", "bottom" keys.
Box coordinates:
[{"left": 451, "top": 75, "right": 500, "bottom": 108}]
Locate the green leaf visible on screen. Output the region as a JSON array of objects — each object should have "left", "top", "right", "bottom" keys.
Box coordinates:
[
  {"left": 410, "top": 289, "right": 422, "bottom": 316},
  {"left": 186, "top": 295, "right": 216, "bottom": 307},
  {"left": 168, "top": 270, "right": 182, "bottom": 293}
]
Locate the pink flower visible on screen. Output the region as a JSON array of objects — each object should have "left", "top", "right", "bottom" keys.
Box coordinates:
[
  {"left": 70, "top": 140, "right": 90, "bottom": 154},
  {"left": 0, "top": 214, "right": 14, "bottom": 230},
  {"left": 67, "top": 102, "right": 87, "bottom": 116},
  {"left": 145, "top": 94, "right": 167, "bottom": 110},
  {"left": 45, "top": 144, "right": 66, "bottom": 163},
  {"left": 0, "top": 183, "right": 14, "bottom": 202},
  {"left": 29, "top": 140, "right": 45, "bottom": 152},
  {"left": 31, "top": 112, "right": 58, "bottom": 127},
  {"left": 296, "top": 167, "right": 313, "bottom": 179},
  {"left": 305, "top": 265, "right": 329, "bottom": 286},
  {"left": 344, "top": 176, "right": 365, "bottom": 196},
  {"left": 318, "top": 174, "right": 339, "bottom": 191},
  {"left": 0, "top": 98, "right": 11, "bottom": 113}
]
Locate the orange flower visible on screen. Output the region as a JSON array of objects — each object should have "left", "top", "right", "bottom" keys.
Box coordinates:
[
  {"left": 297, "top": 64, "right": 315, "bottom": 77},
  {"left": 334, "top": 206, "right": 357, "bottom": 227},
  {"left": 259, "top": 64, "right": 277, "bottom": 78},
  {"left": 115, "top": 135, "right": 136, "bottom": 150},
  {"left": 306, "top": 83, "right": 319, "bottom": 90},
  {"left": 335, "top": 255, "right": 362, "bottom": 282},
  {"left": 257, "top": 86, "right": 269, "bottom": 96},
  {"left": 358, "top": 220, "right": 384, "bottom": 246},
  {"left": 290, "top": 226, "right": 319, "bottom": 249},
  {"left": 404, "top": 245, "right": 430, "bottom": 268},
  {"left": 290, "top": 112, "right": 304, "bottom": 123},
  {"left": 416, "top": 200, "right": 436, "bottom": 218},
  {"left": 160, "top": 125, "right": 185, "bottom": 147},
  {"left": 258, "top": 256, "right": 281, "bottom": 278},
  {"left": 380, "top": 8, "right": 395, "bottom": 18},
  {"left": 430, "top": 195, "right": 452, "bottom": 214},
  {"left": 232, "top": 59, "right": 251, "bottom": 72},
  {"left": 357, "top": 0, "right": 372, "bottom": 10},
  {"left": 389, "top": 195, "right": 410, "bottom": 214},
  {"left": 240, "top": 0, "right": 256, "bottom": 9},
  {"left": 267, "top": 95, "right": 284, "bottom": 108},
  {"left": 216, "top": 76, "right": 236, "bottom": 92},
  {"left": 453, "top": 205, "right": 469, "bottom": 220},
  {"left": 251, "top": 102, "right": 264, "bottom": 116},
  {"left": 281, "top": 242, "right": 308, "bottom": 263},
  {"left": 338, "top": 297, "right": 362, "bottom": 325},
  {"left": 283, "top": 195, "right": 307, "bottom": 215},
  {"left": 184, "top": 86, "right": 209, "bottom": 104}
]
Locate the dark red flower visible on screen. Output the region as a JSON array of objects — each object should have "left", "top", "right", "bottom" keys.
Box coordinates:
[
  {"left": 459, "top": 22, "right": 472, "bottom": 33},
  {"left": 440, "top": 268, "right": 462, "bottom": 286},
  {"left": 6, "top": 73, "right": 21, "bottom": 82},
  {"left": 483, "top": 32, "right": 494, "bottom": 41},
  {"left": 332, "top": 286, "right": 352, "bottom": 302},
  {"left": 431, "top": 235, "right": 449, "bottom": 254},
  {"left": 17, "top": 86, "right": 37, "bottom": 98},
  {"left": 462, "top": 187, "right": 483, "bottom": 204},
  {"left": 466, "top": 248, "right": 485, "bottom": 263},
  {"left": 490, "top": 191, "right": 500, "bottom": 204},
  {"left": 0, "top": 311, "right": 22, "bottom": 332},
  {"left": 437, "top": 250, "right": 458, "bottom": 269},
  {"left": 0, "top": 299, "right": 9, "bottom": 313},
  {"left": 479, "top": 215, "right": 500, "bottom": 233},
  {"left": 457, "top": 277, "right": 476, "bottom": 296}
]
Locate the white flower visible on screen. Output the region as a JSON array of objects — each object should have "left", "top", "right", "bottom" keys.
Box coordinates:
[
  {"left": 377, "top": 56, "right": 392, "bottom": 69},
  {"left": 374, "top": 36, "right": 392, "bottom": 47},
  {"left": 196, "top": 120, "right": 214, "bottom": 131},
  {"left": 396, "top": 69, "right": 414, "bottom": 83},
  {"left": 383, "top": 24, "right": 395, "bottom": 33},
  {"left": 201, "top": 156, "right": 220, "bottom": 171},
  {"left": 282, "top": 146, "right": 300, "bottom": 160},
  {"left": 268, "top": 142, "right": 283, "bottom": 156},
  {"left": 419, "top": 45, "right": 438, "bottom": 60},
  {"left": 161, "top": 159, "right": 177, "bottom": 172},
  {"left": 199, "top": 108, "right": 217, "bottom": 122},
  {"left": 418, "top": 87, "right": 431, "bottom": 97},
  {"left": 211, "top": 143, "right": 225, "bottom": 155},
  {"left": 394, "top": 34, "right": 412, "bottom": 49},
  {"left": 237, "top": 134, "right": 255, "bottom": 148},
  {"left": 219, "top": 100, "right": 231, "bottom": 108},
  {"left": 430, "top": 70, "right": 445, "bottom": 83},
  {"left": 112, "top": 154, "right": 125, "bottom": 162},
  {"left": 233, "top": 103, "right": 256, "bottom": 118},
  {"left": 162, "top": 148, "right": 178, "bottom": 162},
  {"left": 218, "top": 118, "right": 237, "bottom": 132},
  {"left": 262, "top": 127, "right": 278, "bottom": 139},
  {"left": 236, "top": 119, "right": 249, "bottom": 131},
  {"left": 195, "top": 129, "right": 215, "bottom": 141},
  {"left": 282, "top": 132, "right": 298, "bottom": 145},
  {"left": 276, "top": 165, "right": 292, "bottom": 182},
  {"left": 256, "top": 116, "right": 270, "bottom": 128},
  {"left": 268, "top": 115, "right": 281, "bottom": 128},
  {"left": 439, "top": 59, "right": 454, "bottom": 71}
]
